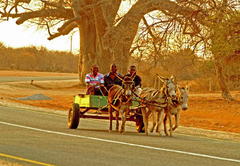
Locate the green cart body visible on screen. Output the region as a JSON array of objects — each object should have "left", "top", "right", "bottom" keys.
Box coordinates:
[
  {"left": 68, "top": 94, "right": 144, "bottom": 132},
  {"left": 74, "top": 94, "right": 140, "bottom": 109}
]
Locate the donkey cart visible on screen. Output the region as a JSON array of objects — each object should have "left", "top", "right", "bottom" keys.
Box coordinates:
[{"left": 67, "top": 94, "right": 145, "bottom": 132}]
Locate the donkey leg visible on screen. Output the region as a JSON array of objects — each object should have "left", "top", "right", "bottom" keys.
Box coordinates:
[
  {"left": 115, "top": 110, "right": 119, "bottom": 132},
  {"left": 173, "top": 112, "right": 179, "bottom": 131},
  {"left": 163, "top": 113, "right": 168, "bottom": 136},
  {"left": 156, "top": 111, "right": 160, "bottom": 133},
  {"left": 120, "top": 109, "right": 126, "bottom": 134},
  {"left": 150, "top": 110, "right": 156, "bottom": 133},
  {"left": 109, "top": 107, "right": 112, "bottom": 132},
  {"left": 141, "top": 107, "right": 148, "bottom": 136},
  {"left": 157, "top": 110, "right": 164, "bottom": 136},
  {"left": 168, "top": 112, "right": 173, "bottom": 137}
]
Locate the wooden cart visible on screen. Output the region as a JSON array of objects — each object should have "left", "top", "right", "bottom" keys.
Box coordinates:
[{"left": 67, "top": 94, "right": 144, "bottom": 132}]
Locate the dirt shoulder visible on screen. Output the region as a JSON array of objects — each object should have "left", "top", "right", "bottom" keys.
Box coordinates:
[{"left": 0, "top": 70, "right": 240, "bottom": 141}]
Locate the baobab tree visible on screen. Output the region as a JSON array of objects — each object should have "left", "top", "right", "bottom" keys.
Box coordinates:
[
  {"left": 0, "top": 0, "right": 204, "bottom": 80},
  {"left": 1, "top": 0, "right": 239, "bottom": 100}
]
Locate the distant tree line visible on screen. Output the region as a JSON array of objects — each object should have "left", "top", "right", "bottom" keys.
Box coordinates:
[
  {"left": 0, "top": 42, "right": 239, "bottom": 92},
  {"left": 0, "top": 43, "right": 78, "bottom": 73},
  {"left": 131, "top": 48, "right": 240, "bottom": 92}
]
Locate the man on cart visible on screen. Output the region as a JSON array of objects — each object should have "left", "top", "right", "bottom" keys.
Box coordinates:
[
  {"left": 125, "top": 65, "right": 142, "bottom": 96},
  {"left": 85, "top": 64, "right": 106, "bottom": 95},
  {"left": 104, "top": 63, "right": 123, "bottom": 95}
]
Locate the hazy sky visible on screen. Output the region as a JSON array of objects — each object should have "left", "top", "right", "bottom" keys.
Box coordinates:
[
  {"left": 0, "top": 1, "right": 132, "bottom": 55},
  {"left": 0, "top": 19, "right": 79, "bottom": 54}
]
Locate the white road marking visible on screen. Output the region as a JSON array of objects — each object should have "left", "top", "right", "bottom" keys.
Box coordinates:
[{"left": 1, "top": 121, "right": 240, "bottom": 163}]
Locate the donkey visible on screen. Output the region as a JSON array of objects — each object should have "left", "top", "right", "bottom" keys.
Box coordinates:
[
  {"left": 163, "top": 85, "right": 189, "bottom": 136},
  {"left": 108, "top": 76, "right": 134, "bottom": 134},
  {"left": 140, "top": 75, "right": 176, "bottom": 136}
]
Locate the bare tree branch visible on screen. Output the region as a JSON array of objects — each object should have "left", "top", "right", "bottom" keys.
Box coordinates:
[
  {"left": 41, "top": 0, "right": 65, "bottom": 10},
  {"left": 12, "top": 9, "right": 74, "bottom": 25},
  {"left": 57, "top": 16, "right": 81, "bottom": 32},
  {"left": 7, "top": 0, "right": 31, "bottom": 20},
  {"left": 48, "top": 22, "right": 78, "bottom": 40},
  {"left": 3, "top": 0, "right": 8, "bottom": 13}
]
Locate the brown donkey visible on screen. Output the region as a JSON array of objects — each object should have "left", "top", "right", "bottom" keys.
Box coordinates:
[{"left": 108, "top": 76, "right": 134, "bottom": 134}]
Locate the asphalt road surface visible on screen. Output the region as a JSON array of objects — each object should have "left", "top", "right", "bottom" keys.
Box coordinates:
[
  {"left": 0, "top": 105, "right": 240, "bottom": 166},
  {"left": 0, "top": 76, "right": 78, "bottom": 83}
]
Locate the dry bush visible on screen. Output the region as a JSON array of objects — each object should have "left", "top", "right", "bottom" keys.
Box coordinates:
[
  {"left": 0, "top": 44, "right": 78, "bottom": 73},
  {"left": 182, "top": 78, "right": 220, "bottom": 93},
  {"left": 130, "top": 49, "right": 201, "bottom": 88},
  {"left": 130, "top": 49, "right": 240, "bottom": 92}
]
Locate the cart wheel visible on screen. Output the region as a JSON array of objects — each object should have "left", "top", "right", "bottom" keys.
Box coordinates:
[
  {"left": 68, "top": 103, "right": 80, "bottom": 129},
  {"left": 136, "top": 114, "right": 144, "bottom": 133}
]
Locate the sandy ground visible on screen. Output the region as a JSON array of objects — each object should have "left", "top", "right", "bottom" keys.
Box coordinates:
[{"left": 0, "top": 70, "right": 240, "bottom": 141}]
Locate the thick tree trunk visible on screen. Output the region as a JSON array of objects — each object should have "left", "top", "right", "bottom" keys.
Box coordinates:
[
  {"left": 214, "top": 57, "right": 234, "bottom": 100},
  {"left": 77, "top": 0, "right": 193, "bottom": 84},
  {"left": 77, "top": 7, "right": 112, "bottom": 85},
  {"left": 77, "top": 0, "right": 135, "bottom": 84}
]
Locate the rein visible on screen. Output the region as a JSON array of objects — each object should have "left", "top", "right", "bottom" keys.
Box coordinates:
[
  {"left": 109, "top": 88, "right": 132, "bottom": 111},
  {"left": 99, "top": 86, "right": 108, "bottom": 100},
  {"left": 114, "top": 72, "right": 136, "bottom": 82},
  {"left": 140, "top": 89, "right": 168, "bottom": 108},
  {"left": 168, "top": 92, "right": 181, "bottom": 108},
  {"left": 114, "top": 73, "right": 124, "bottom": 81},
  {"left": 108, "top": 75, "right": 135, "bottom": 111}
]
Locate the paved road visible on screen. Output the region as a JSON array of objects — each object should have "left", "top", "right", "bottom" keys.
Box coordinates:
[
  {"left": 0, "top": 76, "right": 225, "bottom": 98},
  {"left": 0, "top": 105, "right": 240, "bottom": 166},
  {"left": 0, "top": 76, "right": 78, "bottom": 83}
]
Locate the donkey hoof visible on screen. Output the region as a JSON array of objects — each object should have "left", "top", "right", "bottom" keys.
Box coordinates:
[
  {"left": 158, "top": 133, "right": 163, "bottom": 137},
  {"left": 120, "top": 129, "right": 125, "bottom": 134}
]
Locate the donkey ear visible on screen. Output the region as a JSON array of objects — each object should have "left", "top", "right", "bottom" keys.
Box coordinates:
[
  {"left": 170, "top": 75, "right": 175, "bottom": 82},
  {"left": 176, "top": 84, "right": 181, "bottom": 91},
  {"left": 177, "top": 84, "right": 184, "bottom": 93},
  {"left": 185, "top": 85, "right": 190, "bottom": 92},
  {"left": 156, "top": 74, "right": 166, "bottom": 83}
]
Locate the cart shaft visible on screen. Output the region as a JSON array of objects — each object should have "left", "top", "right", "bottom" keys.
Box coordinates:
[{"left": 79, "top": 114, "right": 136, "bottom": 121}]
